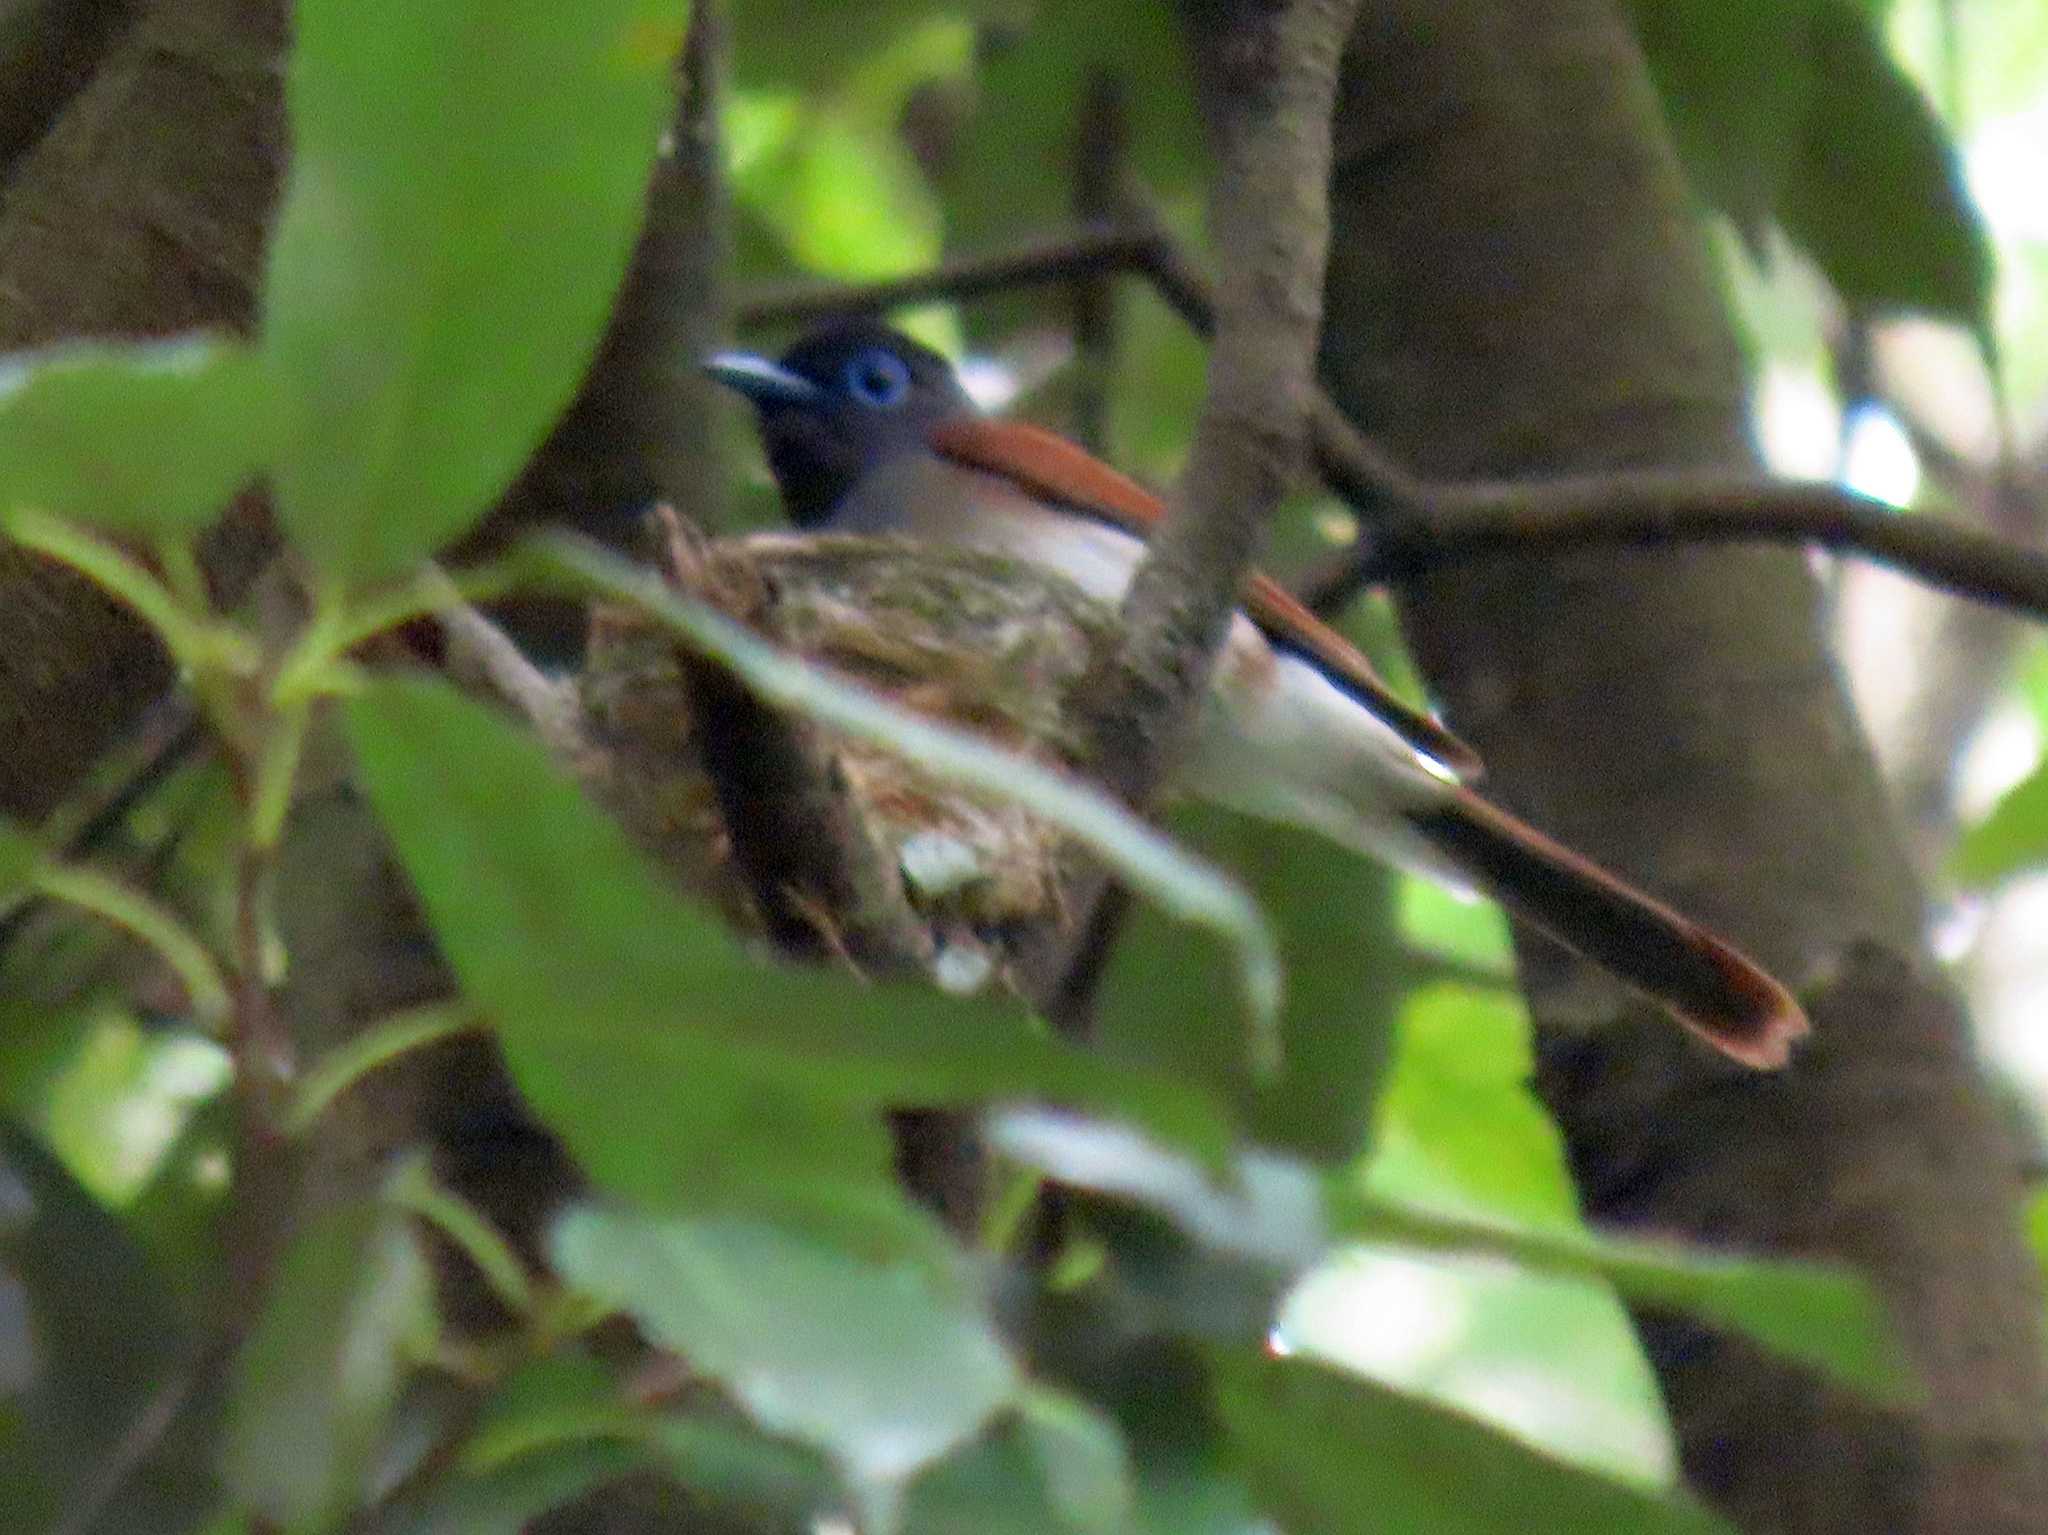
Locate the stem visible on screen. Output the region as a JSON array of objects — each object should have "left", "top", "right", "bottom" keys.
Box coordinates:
[
  {"left": 271, "top": 568, "right": 463, "bottom": 707},
  {"left": 32, "top": 861, "right": 231, "bottom": 1026},
  {"left": 386, "top": 1154, "right": 536, "bottom": 1317},
  {"left": 285, "top": 1002, "right": 483, "bottom": 1136},
  {"left": 247, "top": 701, "right": 312, "bottom": 852},
  {"left": 219, "top": 834, "right": 299, "bottom": 1327},
  {"left": 5, "top": 506, "right": 255, "bottom": 676}
]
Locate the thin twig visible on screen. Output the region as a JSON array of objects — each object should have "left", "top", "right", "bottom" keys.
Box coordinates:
[
  {"left": 1293, "top": 472, "right": 2048, "bottom": 619},
  {"left": 1012, "top": 0, "right": 1363, "bottom": 1025},
  {"left": 51, "top": 1339, "right": 227, "bottom": 1535},
  {"left": 737, "top": 225, "right": 1166, "bottom": 330},
  {"left": 731, "top": 196, "right": 2048, "bottom": 628},
  {"left": 1070, "top": 72, "right": 1128, "bottom": 455},
  {"left": 438, "top": 600, "right": 586, "bottom": 756},
  {"left": 225, "top": 835, "right": 296, "bottom": 1296},
  {"left": 0, "top": 694, "right": 204, "bottom": 957}
]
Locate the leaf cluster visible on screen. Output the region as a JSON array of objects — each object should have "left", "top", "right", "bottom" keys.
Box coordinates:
[{"left": 0, "top": 1, "right": 1994, "bottom": 1532}]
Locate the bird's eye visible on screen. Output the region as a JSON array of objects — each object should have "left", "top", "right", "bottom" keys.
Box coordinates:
[{"left": 843, "top": 349, "right": 912, "bottom": 408}]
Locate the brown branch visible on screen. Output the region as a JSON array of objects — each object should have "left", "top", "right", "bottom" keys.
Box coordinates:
[
  {"left": 732, "top": 193, "right": 2048, "bottom": 638},
  {"left": 1084, "top": 195, "right": 2048, "bottom": 622},
  {"left": 1009, "top": 0, "right": 1364, "bottom": 1030},
  {"left": 1069, "top": 72, "right": 1129, "bottom": 454},
  {"left": 736, "top": 225, "right": 1166, "bottom": 331},
  {"left": 1295, "top": 472, "right": 2048, "bottom": 620},
  {"left": 1077, "top": 0, "right": 1360, "bottom": 807}
]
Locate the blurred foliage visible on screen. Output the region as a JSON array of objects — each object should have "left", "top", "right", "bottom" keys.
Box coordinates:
[
  {"left": 1956, "top": 639, "right": 2048, "bottom": 885},
  {"left": 1629, "top": 0, "right": 1993, "bottom": 343},
  {"left": 1, "top": 0, "right": 2034, "bottom": 1531}
]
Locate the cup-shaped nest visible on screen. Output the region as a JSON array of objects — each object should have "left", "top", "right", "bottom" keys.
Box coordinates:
[{"left": 576, "top": 531, "right": 1121, "bottom": 988}]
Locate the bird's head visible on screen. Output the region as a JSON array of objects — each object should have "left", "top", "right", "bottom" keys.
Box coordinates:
[{"left": 704, "top": 321, "right": 973, "bottom": 526}]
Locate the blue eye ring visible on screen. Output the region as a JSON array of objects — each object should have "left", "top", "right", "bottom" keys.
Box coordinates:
[{"left": 844, "top": 349, "right": 912, "bottom": 408}]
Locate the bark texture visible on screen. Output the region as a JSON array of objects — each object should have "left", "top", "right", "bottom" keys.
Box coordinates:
[
  {"left": 1079, "top": 0, "right": 1359, "bottom": 807},
  {"left": 0, "top": 0, "right": 285, "bottom": 819},
  {"left": 1315, "top": 2, "right": 2048, "bottom": 1529}
]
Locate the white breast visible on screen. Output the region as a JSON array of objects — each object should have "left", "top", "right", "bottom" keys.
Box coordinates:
[{"left": 829, "top": 451, "right": 1455, "bottom": 854}]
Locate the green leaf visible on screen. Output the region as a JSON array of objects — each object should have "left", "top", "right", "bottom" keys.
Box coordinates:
[
  {"left": 553, "top": 1205, "right": 1019, "bottom": 1517},
  {"left": 1215, "top": 1352, "right": 1733, "bottom": 1535},
  {"left": 1627, "top": 0, "right": 1815, "bottom": 240},
  {"left": 1629, "top": 0, "right": 1991, "bottom": 334},
  {"left": 1399, "top": 874, "right": 1515, "bottom": 973},
  {"left": 1097, "top": 805, "right": 1399, "bottom": 1165},
  {"left": 1127, "top": 1449, "right": 1262, "bottom": 1535},
  {"left": 220, "top": 1200, "right": 436, "bottom": 1530},
  {"left": 902, "top": 1393, "right": 1131, "bottom": 1535},
  {"left": 1370, "top": 982, "right": 1570, "bottom": 1224},
  {"left": 993, "top": 1108, "right": 1912, "bottom": 1404},
  {"left": 646, "top": 1412, "right": 838, "bottom": 1521},
  {"left": 1286, "top": 1241, "right": 1673, "bottom": 1485},
  {"left": 456, "top": 1356, "right": 843, "bottom": 1526},
  {"left": 342, "top": 674, "right": 1232, "bottom": 1232},
  {"left": 1777, "top": 0, "right": 1992, "bottom": 335},
  {"left": 1346, "top": 1184, "right": 1915, "bottom": 1406},
  {"left": 262, "top": 0, "right": 683, "bottom": 587},
  {"left": 732, "top": 19, "right": 969, "bottom": 282},
  {"left": 342, "top": 672, "right": 896, "bottom": 1218},
  {"left": 436, "top": 1354, "right": 840, "bottom": 1532},
  {"left": 463, "top": 1355, "right": 637, "bottom": 1471},
  {"left": 1953, "top": 759, "right": 2048, "bottom": 885},
  {"left": 731, "top": 0, "right": 970, "bottom": 90},
  {"left": 1014, "top": 1389, "right": 1133, "bottom": 1535},
  {"left": 376, "top": 1441, "right": 643, "bottom": 1535},
  {"left": 989, "top": 1110, "right": 1327, "bottom": 1274},
  {"left": 513, "top": 535, "right": 1283, "bottom": 1054},
  {"left": 940, "top": 0, "right": 1206, "bottom": 250},
  {"left": 0, "top": 337, "right": 267, "bottom": 539}
]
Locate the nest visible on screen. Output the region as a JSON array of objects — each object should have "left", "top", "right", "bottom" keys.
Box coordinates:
[{"left": 574, "top": 529, "right": 1121, "bottom": 990}]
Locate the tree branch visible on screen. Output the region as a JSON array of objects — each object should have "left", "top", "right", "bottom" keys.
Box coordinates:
[
  {"left": 1005, "top": 0, "right": 1362, "bottom": 1030},
  {"left": 1069, "top": 71, "right": 1129, "bottom": 455},
  {"left": 736, "top": 203, "right": 2048, "bottom": 633},
  {"left": 1077, "top": 0, "right": 1360, "bottom": 808},
  {"left": 736, "top": 225, "right": 1165, "bottom": 331},
  {"left": 1295, "top": 471, "right": 2048, "bottom": 620}
]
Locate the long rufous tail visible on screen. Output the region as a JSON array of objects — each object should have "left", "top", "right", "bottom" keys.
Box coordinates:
[{"left": 1403, "top": 790, "right": 1808, "bottom": 1068}]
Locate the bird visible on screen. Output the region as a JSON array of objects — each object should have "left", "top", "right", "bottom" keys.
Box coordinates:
[{"left": 705, "top": 321, "right": 1807, "bottom": 1068}]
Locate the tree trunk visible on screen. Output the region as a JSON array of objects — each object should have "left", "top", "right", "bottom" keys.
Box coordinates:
[
  {"left": 0, "top": 0, "right": 284, "bottom": 819},
  {"left": 1315, "top": 2, "right": 2048, "bottom": 1530}
]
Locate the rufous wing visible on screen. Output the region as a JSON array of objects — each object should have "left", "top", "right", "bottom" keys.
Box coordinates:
[{"left": 928, "top": 417, "right": 1483, "bottom": 780}]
